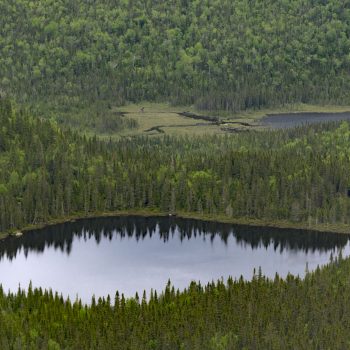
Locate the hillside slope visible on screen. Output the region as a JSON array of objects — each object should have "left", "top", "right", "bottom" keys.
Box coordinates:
[{"left": 1, "top": 0, "right": 350, "bottom": 117}]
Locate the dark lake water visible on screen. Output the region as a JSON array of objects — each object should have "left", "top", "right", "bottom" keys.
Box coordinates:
[
  {"left": 0, "top": 216, "right": 348, "bottom": 303},
  {"left": 262, "top": 111, "right": 350, "bottom": 128}
]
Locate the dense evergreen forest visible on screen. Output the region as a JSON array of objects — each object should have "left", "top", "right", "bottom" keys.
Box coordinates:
[
  {"left": 1, "top": 98, "right": 350, "bottom": 234},
  {"left": 0, "top": 255, "right": 349, "bottom": 349},
  {"left": 1, "top": 0, "right": 350, "bottom": 128}
]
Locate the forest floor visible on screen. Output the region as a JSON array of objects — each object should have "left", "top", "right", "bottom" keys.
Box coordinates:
[
  {"left": 93, "top": 102, "right": 350, "bottom": 139},
  {"left": 2, "top": 209, "right": 350, "bottom": 242}
]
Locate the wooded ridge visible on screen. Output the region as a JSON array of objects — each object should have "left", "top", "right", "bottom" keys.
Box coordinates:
[{"left": 1, "top": 0, "right": 350, "bottom": 127}]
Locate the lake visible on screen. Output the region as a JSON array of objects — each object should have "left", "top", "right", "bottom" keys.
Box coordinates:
[
  {"left": 0, "top": 216, "right": 348, "bottom": 303},
  {"left": 262, "top": 111, "right": 350, "bottom": 128}
]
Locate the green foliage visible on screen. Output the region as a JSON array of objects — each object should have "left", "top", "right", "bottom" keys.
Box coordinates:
[{"left": 1, "top": 0, "right": 350, "bottom": 124}]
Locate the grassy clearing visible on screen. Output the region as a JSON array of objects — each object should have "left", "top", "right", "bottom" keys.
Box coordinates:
[
  {"left": 101, "top": 102, "right": 258, "bottom": 138},
  {"left": 31, "top": 100, "right": 350, "bottom": 139},
  {"left": 35, "top": 100, "right": 350, "bottom": 140},
  {"left": 91, "top": 102, "right": 350, "bottom": 138},
  {"left": 114, "top": 102, "right": 222, "bottom": 137}
]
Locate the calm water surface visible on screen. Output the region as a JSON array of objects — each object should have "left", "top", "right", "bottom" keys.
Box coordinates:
[
  {"left": 0, "top": 216, "right": 348, "bottom": 303},
  {"left": 262, "top": 111, "right": 350, "bottom": 128}
]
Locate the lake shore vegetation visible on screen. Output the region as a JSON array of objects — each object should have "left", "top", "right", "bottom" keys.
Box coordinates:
[{"left": 1, "top": 98, "right": 350, "bottom": 239}]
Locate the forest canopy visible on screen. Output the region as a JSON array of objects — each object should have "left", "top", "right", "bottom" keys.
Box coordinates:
[{"left": 1, "top": 0, "right": 350, "bottom": 121}]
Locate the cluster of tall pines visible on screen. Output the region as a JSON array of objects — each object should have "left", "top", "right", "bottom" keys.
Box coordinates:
[
  {"left": 1, "top": 98, "right": 350, "bottom": 234},
  {"left": 1, "top": 0, "right": 350, "bottom": 124}
]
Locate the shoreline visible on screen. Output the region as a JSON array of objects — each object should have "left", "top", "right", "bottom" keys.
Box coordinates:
[{"left": 1, "top": 209, "right": 350, "bottom": 241}]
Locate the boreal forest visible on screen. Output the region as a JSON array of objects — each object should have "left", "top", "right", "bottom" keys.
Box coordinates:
[
  {"left": 1, "top": 0, "right": 350, "bottom": 129},
  {"left": 1, "top": 0, "right": 350, "bottom": 349}
]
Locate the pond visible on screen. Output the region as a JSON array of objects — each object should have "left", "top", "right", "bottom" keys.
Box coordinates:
[
  {"left": 262, "top": 111, "right": 350, "bottom": 129},
  {"left": 0, "top": 216, "right": 348, "bottom": 303}
]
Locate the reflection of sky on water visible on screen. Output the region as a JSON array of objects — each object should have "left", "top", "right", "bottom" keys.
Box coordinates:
[
  {"left": 0, "top": 217, "right": 349, "bottom": 304},
  {"left": 262, "top": 112, "right": 350, "bottom": 129}
]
